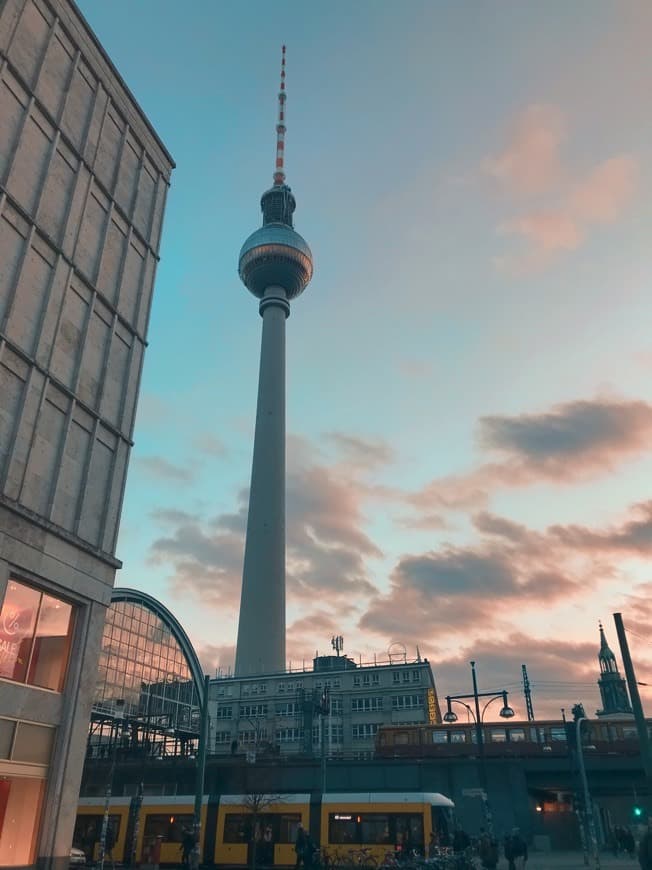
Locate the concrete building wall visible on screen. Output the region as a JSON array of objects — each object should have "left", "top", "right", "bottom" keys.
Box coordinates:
[{"left": 0, "top": 0, "right": 173, "bottom": 866}]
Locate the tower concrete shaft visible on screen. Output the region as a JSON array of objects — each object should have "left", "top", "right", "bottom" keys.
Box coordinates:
[{"left": 234, "top": 287, "right": 289, "bottom": 675}]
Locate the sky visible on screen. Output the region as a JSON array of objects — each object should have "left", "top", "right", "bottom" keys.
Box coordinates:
[{"left": 77, "top": 1, "right": 652, "bottom": 720}]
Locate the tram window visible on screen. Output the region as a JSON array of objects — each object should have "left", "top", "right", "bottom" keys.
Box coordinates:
[
  {"left": 395, "top": 814, "right": 424, "bottom": 848},
  {"left": 509, "top": 729, "right": 526, "bottom": 742},
  {"left": 360, "top": 814, "right": 391, "bottom": 844},
  {"left": 550, "top": 728, "right": 567, "bottom": 741},
  {"left": 432, "top": 731, "right": 448, "bottom": 743},
  {"left": 144, "top": 814, "right": 193, "bottom": 843},
  {"left": 451, "top": 732, "right": 467, "bottom": 743},
  {"left": 329, "top": 814, "right": 357, "bottom": 844},
  {"left": 224, "top": 814, "right": 250, "bottom": 843},
  {"left": 490, "top": 729, "right": 507, "bottom": 742},
  {"left": 623, "top": 727, "right": 637, "bottom": 740},
  {"left": 278, "top": 814, "right": 302, "bottom": 844}
]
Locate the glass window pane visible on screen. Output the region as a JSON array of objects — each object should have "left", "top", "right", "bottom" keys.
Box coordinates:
[
  {"left": 0, "top": 580, "right": 41, "bottom": 682},
  {"left": 0, "top": 719, "right": 15, "bottom": 758},
  {"left": 12, "top": 722, "right": 55, "bottom": 764},
  {"left": 27, "top": 593, "right": 74, "bottom": 691},
  {"left": 0, "top": 777, "right": 45, "bottom": 865}
]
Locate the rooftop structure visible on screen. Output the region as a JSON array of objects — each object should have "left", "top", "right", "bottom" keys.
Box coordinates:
[
  {"left": 234, "top": 47, "right": 314, "bottom": 676},
  {"left": 596, "top": 622, "right": 632, "bottom": 718}
]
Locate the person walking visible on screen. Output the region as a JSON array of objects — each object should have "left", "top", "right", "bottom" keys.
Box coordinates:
[
  {"left": 504, "top": 828, "right": 527, "bottom": 870},
  {"left": 638, "top": 818, "right": 652, "bottom": 870},
  {"left": 295, "top": 825, "right": 307, "bottom": 870},
  {"left": 478, "top": 830, "right": 499, "bottom": 870}
]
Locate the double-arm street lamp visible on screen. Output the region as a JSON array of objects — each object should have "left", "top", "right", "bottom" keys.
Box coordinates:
[{"left": 443, "top": 661, "right": 515, "bottom": 834}]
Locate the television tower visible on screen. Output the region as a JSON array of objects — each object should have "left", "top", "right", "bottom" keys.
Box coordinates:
[{"left": 234, "top": 47, "right": 314, "bottom": 676}]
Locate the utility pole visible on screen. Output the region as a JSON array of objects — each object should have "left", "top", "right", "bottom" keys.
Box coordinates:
[
  {"left": 613, "top": 613, "right": 652, "bottom": 779},
  {"left": 574, "top": 710, "right": 601, "bottom": 869},
  {"left": 522, "top": 664, "right": 535, "bottom": 722},
  {"left": 192, "top": 674, "right": 211, "bottom": 867},
  {"left": 99, "top": 699, "right": 125, "bottom": 870}
]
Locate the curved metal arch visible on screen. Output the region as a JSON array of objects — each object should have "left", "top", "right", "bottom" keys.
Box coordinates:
[{"left": 110, "top": 587, "right": 207, "bottom": 709}]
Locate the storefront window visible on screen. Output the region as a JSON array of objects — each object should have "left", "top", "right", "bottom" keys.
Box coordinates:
[
  {"left": 0, "top": 580, "right": 74, "bottom": 692},
  {"left": 0, "top": 776, "right": 46, "bottom": 866}
]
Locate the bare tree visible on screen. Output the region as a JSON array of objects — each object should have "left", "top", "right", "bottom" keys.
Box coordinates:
[{"left": 242, "top": 792, "right": 283, "bottom": 870}]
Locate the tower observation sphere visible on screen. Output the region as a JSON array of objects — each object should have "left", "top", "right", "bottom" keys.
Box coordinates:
[{"left": 234, "top": 46, "right": 314, "bottom": 676}]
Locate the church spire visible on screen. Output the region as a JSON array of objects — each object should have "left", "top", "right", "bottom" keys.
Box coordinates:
[{"left": 596, "top": 621, "right": 633, "bottom": 718}]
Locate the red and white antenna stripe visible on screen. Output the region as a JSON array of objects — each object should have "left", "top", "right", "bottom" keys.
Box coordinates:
[{"left": 273, "top": 45, "right": 287, "bottom": 185}]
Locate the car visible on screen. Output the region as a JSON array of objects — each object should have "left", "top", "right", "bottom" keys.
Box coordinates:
[{"left": 69, "top": 846, "right": 86, "bottom": 866}]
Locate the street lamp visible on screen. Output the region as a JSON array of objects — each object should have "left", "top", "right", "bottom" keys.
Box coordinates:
[
  {"left": 99, "top": 699, "right": 125, "bottom": 870},
  {"left": 444, "top": 661, "right": 515, "bottom": 834},
  {"left": 572, "top": 706, "right": 601, "bottom": 870},
  {"left": 192, "top": 675, "right": 211, "bottom": 869}
]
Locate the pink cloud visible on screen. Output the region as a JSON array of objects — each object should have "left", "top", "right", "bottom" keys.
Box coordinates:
[
  {"left": 569, "top": 155, "right": 639, "bottom": 223},
  {"left": 404, "top": 397, "right": 652, "bottom": 523},
  {"left": 484, "top": 104, "right": 565, "bottom": 195},
  {"left": 488, "top": 104, "right": 639, "bottom": 270},
  {"left": 499, "top": 212, "right": 583, "bottom": 252}
]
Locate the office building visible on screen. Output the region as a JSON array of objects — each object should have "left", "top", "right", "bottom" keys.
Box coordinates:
[
  {"left": 210, "top": 650, "right": 441, "bottom": 760},
  {"left": 0, "top": 0, "right": 173, "bottom": 865}
]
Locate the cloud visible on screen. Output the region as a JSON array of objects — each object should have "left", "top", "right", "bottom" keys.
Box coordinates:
[
  {"left": 479, "top": 398, "right": 652, "bottom": 476},
  {"left": 432, "top": 635, "right": 602, "bottom": 720},
  {"left": 324, "top": 432, "right": 395, "bottom": 469},
  {"left": 194, "top": 433, "right": 227, "bottom": 457},
  {"left": 499, "top": 212, "right": 583, "bottom": 252},
  {"left": 137, "top": 455, "right": 194, "bottom": 482},
  {"left": 569, "top": 156, "right": 639, "bottom": 224},
  {"left": 550, "top": 500, "right": 652, "bottom": 555},
  {"left": 146, "top": 435, "right": 383, "bottom": 620},
  {"left": 361, "top": 497, "right": 652, "bottom": 657},
  {"left": 483, "top": 104, "right": 565, "bottom": 195},
  {"left": 405, "top": 397, "right": 652, "bottom": 521},
  {"left": 486, "top": 105, "right": 639, "bottom": 270}
]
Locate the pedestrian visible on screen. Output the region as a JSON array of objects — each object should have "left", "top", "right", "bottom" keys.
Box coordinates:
[
  {"left": 452, "top": 826, "right": 470, "bottom": 853},
  {"left": 504, "top": 828, "right": 528, "bottom": 870},
  {"left": 181, "top": 829, "right": 195, "bottom": 870},
  {"left": 478, "top": 830, "right": 499, "bottom": 870},
  {"left": 295, "top": 824, "right": 307, "bottom": 869},
  {"left": 639, "top": 818, "right": 652, "bottom": 870}
]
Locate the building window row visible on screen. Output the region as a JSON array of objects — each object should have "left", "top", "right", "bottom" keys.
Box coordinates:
[
  {"left": 239, "top": 703, "right": 267, "bottom": 718},
  {"left": 352, "top": 673, "right": 380, "bottom": 688},
  {"left": 312, "top": 724, "right": 343, "bottom": 743},
  {"left": 216, "top": 706, "right": 233, "bottom": 719},
  {"left": 276, "top": 728, "right": 304, "bottom": 743},
  {"left": 352, "top": 697, "right": 383, "bottom": 712},
  {"left": 315, "top": 678, "right": 341, "bottom": 690},
  {"left": 238, "top": 729, "right": 266, "bottom": 745},
  {"left": 276, "top": 702, "right": 300, "bottom": 716},
  {"left": 392, "top": 694, "right": 424, "bottom": 710},
  {"left": 241, "top": 683, "right": 267, "bottom": 696},
  {"left": 392, "top": 669, "right": 422, "bottom": 684},
  {"left": 351, "top": 723, "right": 380, "bottom": 740},
  {"left": 215, "top": 731, "right": 233, "bottom": 745},
  {"left": 277, "top": 681, "right": 304, "bottom": 694}
]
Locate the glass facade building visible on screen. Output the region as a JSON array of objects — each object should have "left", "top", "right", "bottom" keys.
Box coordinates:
[{"left": 89, "top": 589, "right": 205, "bottom": 759}]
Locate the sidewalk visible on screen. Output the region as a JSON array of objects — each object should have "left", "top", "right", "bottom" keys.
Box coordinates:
[{"left": 522, "top": 851, "right": 637, "bottom": 869}]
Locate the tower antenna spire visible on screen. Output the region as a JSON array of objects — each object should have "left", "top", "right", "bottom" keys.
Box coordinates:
[{"left": 273, "top": 45, "right": 287, "bottom": 186}]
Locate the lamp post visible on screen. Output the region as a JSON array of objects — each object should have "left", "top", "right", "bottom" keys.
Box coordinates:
[
  {"left": 192, "top": 674, "right": 211, "bottom": 869},
  {"left": 573, "top": 710, "right": 600, "bottom": 870},
  {"left": 443, "top": 662, "right": 515, "bottom": 835},
  {"left": 99, "top": 699, "right": 125, "bottom": 870}
]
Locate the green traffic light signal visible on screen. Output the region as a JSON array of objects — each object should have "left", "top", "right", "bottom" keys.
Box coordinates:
[{"left": 634, "top": 806, "right": 643, "bottom": 818}]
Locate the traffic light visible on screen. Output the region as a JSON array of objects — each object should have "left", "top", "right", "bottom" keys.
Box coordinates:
[{"left": 633, "top": 805, "right": 644, "bottom": 819}]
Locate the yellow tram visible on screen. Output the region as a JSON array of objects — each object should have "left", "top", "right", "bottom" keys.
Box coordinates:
[{"left": 74, "top": 791, "right": 454, "bottom": 867}]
